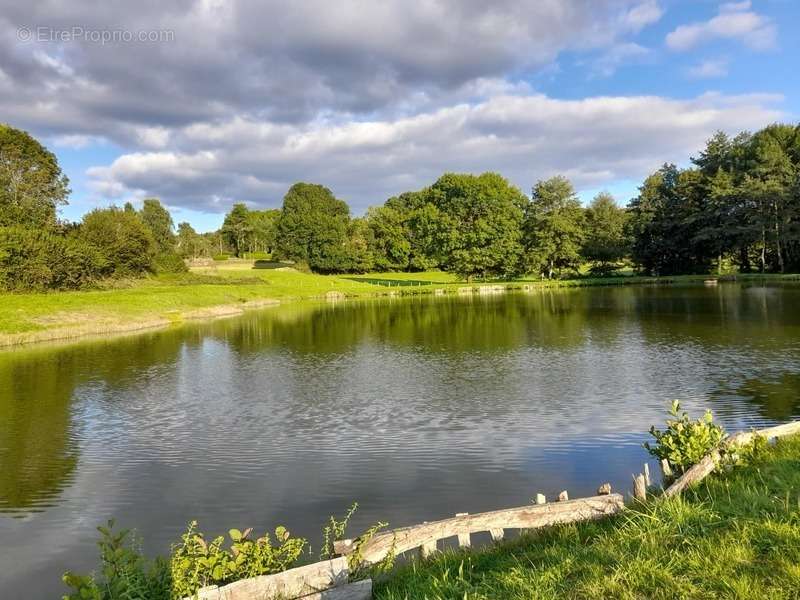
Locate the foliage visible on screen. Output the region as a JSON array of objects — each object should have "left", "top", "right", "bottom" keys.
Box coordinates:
[
  {"left": 643, "top": 400, "right": 726, "bottom": 474},
  {"left": 63, "top": 520, "right": 306, "bottom": 600},
  {"left": 582, "top": 192, "right": 629, "bottom": 275},
  {"left": 170, "top": 521, "right": 306, "bottom": 598},
  {"left": 78, "top": 207, "right": 157, "bottom": 276},
  {"left": 152, "top": 252, "right": 188, "bottom": 274},
  {"left": 0, "top": 226, "right": 107, "bottom": 291},
  {"left": 274, "top": 182, "right": 351, "bottom": 272},
  {"left": 0, "top": 124, "right": 70, "bottom": 229},
  {"left": 62, "top": 520, "right": 171, "bottom": 600},
  {"left": 221, "top": 203, "right": 252, "bottom": 257},
  {"left": 524, "top": 176, "right": 585, "bottom": 278},
  {"left": 139, "top": 198, "right": 175, "bottom": 253},
  {"left": 423, "top": 173, "right": 527, "bottom": 280}
]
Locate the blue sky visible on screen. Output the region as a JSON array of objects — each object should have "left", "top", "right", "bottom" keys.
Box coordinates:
[{"left": 2, "top": 1, "right": 797, "bottom": 232}]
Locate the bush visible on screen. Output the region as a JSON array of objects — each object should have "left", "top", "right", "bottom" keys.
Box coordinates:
[
  {"left": 63, "top": 520, "right": 306, "bottom": 600},
  {"left": 170, "top": 522, "right": 306, "bottom": 598},
  {"left": 0, "top": 226, "right": 107, "bottom": 291},
  {"left": 152, "top": 252, "right": 188, "bottom": 274},
  {"left": 78, "top": 207, "right": 156, "bottom": 276},
  {"left": 644, "top": 400, "right": 726, "bottom": 475},
  {"left": 63, "top": 521, "right": 171, "bottom": 600},
  {"left": 212, "top": 253, "right": 230, "bottom": 261}
]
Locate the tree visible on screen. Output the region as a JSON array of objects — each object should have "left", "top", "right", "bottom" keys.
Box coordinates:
[
  {"left": 274, "top": 183, "right": 351, "bottom": 272},
  {"left": 582, "top": 192, "right": 628, "bottom": 274},
  {"left": 78, "top": 207, "right": 156, "bottom": 276},
  {"left": 366, "top": 205, "right": 411, "bottom": 271},
  {"left": 524, "top": 176, "right": 585, "bottom": 278},
  {"left": 221, "top": 203, "right": 252, "bottom": 257},
  {"left": 139, "top": 198, "right": 175, "bottom": 253},
  {"left": 176, "top": 222, "right": 211, "bottom": 259},
  {"left": 245, "top": 209, "right": 280, "bottom": 255},
  {"left": 0, "top": 124, "right": 70, "bottom": 228}
]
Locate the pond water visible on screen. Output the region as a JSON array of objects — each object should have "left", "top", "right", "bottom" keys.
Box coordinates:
[{"left": 2, "top": 283, "right": 800, "bottom": 597}]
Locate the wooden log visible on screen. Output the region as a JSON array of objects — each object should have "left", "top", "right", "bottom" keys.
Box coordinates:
[
  {"left": 350, "top": 494, "right": 624, "bottom": 565},
  {"left": 303, "top": 578, "right": 372, "bottom": 600},
  {"left": 660, "top": 459, "right": 673, "bottom": 480},
  {"left": 644, "top": 463, "right": 651, "bottom": 487},
  {"left": 535, "top": 493, "right": 546, "bottom": 505},
  {"left": 489, "top": 528, "right": 504, "bottom": 541},
  {"left": 333, "top": 539, "right": 354, "bottom": 556},
  {"left": 597, "top": 483, "right": 611, "bottom": 495},
  {"left": 558, "top": 490, "right": 569, "bottom": 502},
  {"left": 632, "top": 473, "right": 647, "bottom": 501},
  {"left": 662, "top": 451, "right": 719, "bottom": 498},
  {"left": 183, "top": 557, "right": 348, "bottom": 600}
]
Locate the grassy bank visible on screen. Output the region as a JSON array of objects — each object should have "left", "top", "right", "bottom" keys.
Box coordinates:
[
  {"left": 375, "top": 434, "right": 800, "bottom": 599},
  {"left": 1, "top": 264, "right": 799, "bottom": 347}
]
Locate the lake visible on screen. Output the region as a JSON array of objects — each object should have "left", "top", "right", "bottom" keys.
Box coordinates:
[{"left": 2, "top": 283, "right": 800, "bottom": 598}]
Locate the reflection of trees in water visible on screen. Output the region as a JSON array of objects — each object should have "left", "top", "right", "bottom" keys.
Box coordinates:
[
  {"left": 733, "top": 374, "right": 800, "bottom": 421},
  {"left": 0, "top": 331, "right": 188, "bottom": 513},
  {"left": 217, "top": 289, "right": 633, "bottom": 357}
]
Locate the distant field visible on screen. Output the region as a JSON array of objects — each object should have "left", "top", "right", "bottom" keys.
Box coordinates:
[{"left": 1, "top": 264, "right": 798, "bottom": 347}]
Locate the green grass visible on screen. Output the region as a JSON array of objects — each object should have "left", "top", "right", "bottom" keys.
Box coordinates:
[
  {"left": 1, "top": 264, "right": 798, "bottom": 346},
  {"left": 375, "top": 434, "right": 800, "bottom": 600}
]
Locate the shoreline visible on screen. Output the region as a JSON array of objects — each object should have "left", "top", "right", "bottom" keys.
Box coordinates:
[{"left": 1, "top": 271, "right": 798, "bottom": 350}]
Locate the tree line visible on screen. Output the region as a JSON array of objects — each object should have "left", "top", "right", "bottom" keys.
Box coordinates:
[{"left": 1, "top": 121, "right": 799, "bottom": 291}]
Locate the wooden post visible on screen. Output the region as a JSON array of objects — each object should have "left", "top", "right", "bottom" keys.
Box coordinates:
[
  {"left": 660, "top": 459, "right": 673, "bottom": 479},
  {"left": 535, "top": 493, "right": 546, "bottom": 505},
  {"left": 558, "top": 490, "right": 569, "bottom": 502},
  {"left": 456, "top": 513, "right": 471, "bottom": 547},
  {"left": 633, "top": 474, "right": 647, "bottom": 501},
  {"left": 489, "top": 528, "right": 504, "bottom": 541},
  {"left": 419, "top": 540, "right": 437, "bottom": 558},
  {"left": 644, "top": 463, "right": 651, "bottom": 487},
  {"left": 597, "top": 483, "right": 611, "bottom": 495}
]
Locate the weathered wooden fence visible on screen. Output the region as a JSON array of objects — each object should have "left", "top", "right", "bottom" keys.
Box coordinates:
[{"left": 187, "top": 419, "right": 800, "bottom": 599}]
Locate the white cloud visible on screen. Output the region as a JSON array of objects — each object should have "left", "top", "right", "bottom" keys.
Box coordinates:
[
  {"left": 621, "top": 1, "right": 664, "bottom": 32},
  {"left": 590, "top": 43, "right": 651, "bottom": 77},
  {"left": 687, "top": 58, "right": 729, "bottom": 79},
  {"left": 666, "top": 3, "right": 776, "bottom": 51},
  {"left": 88, "top": 92, "right": 783, "bottom": 212}
]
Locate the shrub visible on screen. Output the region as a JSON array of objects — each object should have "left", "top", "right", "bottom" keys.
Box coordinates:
[
  {"left": 644, "top": 400, "right": 726, "bottom": 475},
  {"left": 0, "top": 226, "right": 107, "bottom": 291},
  {"left": 212, "top": 253, "right": 230, "bottom": 261},
  {"left": 63, "top": 520, "right": 171, "bottom": 600},
  {"left": 170, "top": 522, "right": 306, "bottom": 598},
  {"left": 78, "top": 207, "right": 156, "bottom": 276},
  {"left": 152, "top": 252, "right": 188, "bottom": 274}
]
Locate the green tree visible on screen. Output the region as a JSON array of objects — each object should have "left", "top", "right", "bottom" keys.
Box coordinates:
[
  {"left": 524, "top": 176, "right": 585, "bottom": 278},
  {"left": 582, "top": 192, "right": 628, "bottom": 275},
  {"left": 221, "top": 203, "right": 252, "bottom": 257},
  {"left": 245, "top": 209, "right": 280, "bottom": 255},
  {"left": 139, "top": 198, "right": 175, "bottom": 253},
  {"left": 176, "top": 222, "right": 211, "bottom": 259},
  {"left": 0, "top": 124, "right": 70, "bottom": 228},
  {"left": 366, "top": 205, "right": 411, "bottom": 271},
  {"left": 274, "top": 183, "right": 351, "bottom": 272},
  {"left": 421, "top": 172, "right": 527, "bottom": 279},
  {"left": 78, "top": 207, "right": 156, "bottom": 276}
]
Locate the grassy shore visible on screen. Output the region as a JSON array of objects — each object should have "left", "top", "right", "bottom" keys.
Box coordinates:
[
  {"left": 1, "top": 262, "right": 798, "bottom": 347},
  {"left": 375, "top": 434, "right": 800, "bottom": 600}
]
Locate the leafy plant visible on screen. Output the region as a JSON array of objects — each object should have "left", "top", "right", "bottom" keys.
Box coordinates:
[
  {"left": 62, "top": 520, "right": 171, "bottom": 600},
  {"left": 320, "top": 503, "right": 395, "bottom": 581},
  {"left": 169, "top": 521, "right": 306, "bottom": 598},
  {"left": 644, "top": 400, "right": 726, "bottom": 475}
]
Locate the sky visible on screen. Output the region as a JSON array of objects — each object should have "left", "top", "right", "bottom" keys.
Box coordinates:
[{"left": 0, "top": 0, "right": 797, "bottom": 232}]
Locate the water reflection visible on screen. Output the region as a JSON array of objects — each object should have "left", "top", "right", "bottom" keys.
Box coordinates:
[{"left": 1, "top": 283, "right": 799, "bottom": 598}]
